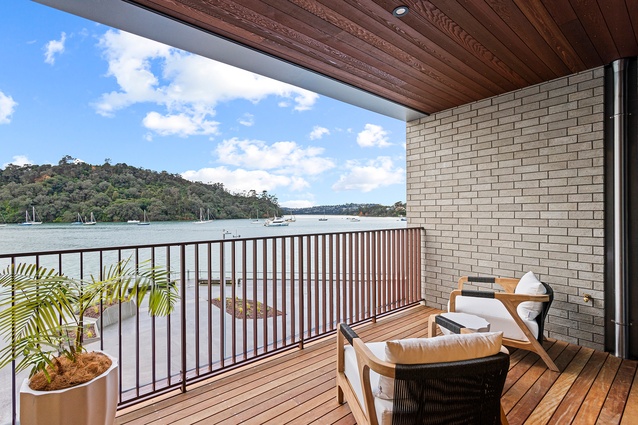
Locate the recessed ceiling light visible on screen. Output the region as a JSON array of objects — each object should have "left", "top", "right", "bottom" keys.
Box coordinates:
[{"left": 392, "top": 5, "right": 409, "bottom": 17}]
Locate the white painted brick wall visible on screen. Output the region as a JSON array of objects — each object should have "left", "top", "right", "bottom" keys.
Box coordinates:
[{"left": 407, "top": 67, "right": 605, "bottom": 350}]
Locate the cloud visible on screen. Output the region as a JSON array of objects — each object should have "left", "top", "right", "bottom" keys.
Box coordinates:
[
  {"left": 332, "top": 157, "right": 404, "bottom": 192},
  {"left": 216, "top": 138, "right": 335, "bottom": 175},
  {"left": 95, "top": 30, "right": 319, "bottom": 136},
  {"left": 0, "top": 91, "right": 18, "bottom": 124},
  {"left": 181, "top": 167, "right": 309, "bottom": 193},
  {"left": 44, "top": 32, "right": 66, "bottom": 65},
  {"left": 309, "top": 126, "right": 330, "bottom": 140},
  {"left": 2, "top": 155, "right": 32, "bottom": 168},
  {"left": 142, "top": 109, "right": 219, "bottom": 137},
  {"left": 238, "top": 113, "right": 254, "bottom": 127},
  {"left": 281, "top": 199, "right": 315, "bottom": 208},
  {"left": 357, "top": 123, "right": 391, "bottom": 148}
]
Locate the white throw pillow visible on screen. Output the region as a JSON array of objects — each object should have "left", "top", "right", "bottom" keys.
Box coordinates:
[
  {"left": 515, "top": 271, "right": 546, "bottom": 320},
  {"left": 374, "top": 331, "right": 503, "bottom": 400}
]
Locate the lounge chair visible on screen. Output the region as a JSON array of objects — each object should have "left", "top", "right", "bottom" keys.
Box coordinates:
[
  {"left": 336, "top": 322, "right": 510, "bottom": 425},
  {"left": 448, "top": 273, "right": 559, "bottom": 372}
]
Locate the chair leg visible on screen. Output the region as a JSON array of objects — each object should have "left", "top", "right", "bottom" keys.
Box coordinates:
[
  {"left": 500, "top": 403, "right": 508, "bottom": 425},
  {"left": 428, "top": 314, "right": 439, "bottom": 337},
  {"left": 530, "top": 338, "right": 559, "bottom": 372}
]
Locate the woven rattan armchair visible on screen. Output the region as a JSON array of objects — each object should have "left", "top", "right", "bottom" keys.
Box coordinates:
[
  {"left": 449, "top": 275, "right": 558, "bottom": 372},
  {"left": 336, "top": 323, "right": 510, "bottom": 425}
]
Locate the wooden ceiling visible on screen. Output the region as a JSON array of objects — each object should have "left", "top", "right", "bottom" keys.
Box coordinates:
[{"left": 121, "top": 1, "right": 638, "bottom": 115}]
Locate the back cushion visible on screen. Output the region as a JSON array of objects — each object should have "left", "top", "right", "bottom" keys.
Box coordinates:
[
  {"left": 515, "top": 271, "right": 546, "bottom": 320},
  {"left": 374, "top": 331, "right": 503, "bottom": 400}
]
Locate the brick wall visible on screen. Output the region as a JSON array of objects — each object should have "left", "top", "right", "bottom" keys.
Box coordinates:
[{"left": 406, "top": 67, "right": 605, "bottom": 350}]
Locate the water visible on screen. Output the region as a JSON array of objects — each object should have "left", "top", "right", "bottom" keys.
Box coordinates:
[{"left": 0, "top": 215, "right": 407, "bottom": 255}]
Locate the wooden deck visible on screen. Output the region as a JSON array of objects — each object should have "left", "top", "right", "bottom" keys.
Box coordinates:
[{"left": 116, "top": 305, "right": 638, "bottom": 425}]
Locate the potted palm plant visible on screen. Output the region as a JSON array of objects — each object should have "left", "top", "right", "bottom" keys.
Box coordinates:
[{"left": 0, "top": 258, "right": 178, "bottom": 425}]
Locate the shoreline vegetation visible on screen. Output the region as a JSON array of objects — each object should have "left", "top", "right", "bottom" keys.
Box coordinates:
[
  {"left": 211, "top": 297, "right": 284, "bottom": 319},
  {"left": 0, "top": 157, "right": 406, "bottom": 224}
]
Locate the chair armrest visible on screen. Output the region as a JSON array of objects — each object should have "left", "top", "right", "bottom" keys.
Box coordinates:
[
  {"left": 338, "top": 323, "right": 395, "bottom": 377},
  {"left": 458, "top": 276, "right": 519, "bottom": 293},
  {"left": 337, "top": 323, "right": 395, "bottom": 425}
]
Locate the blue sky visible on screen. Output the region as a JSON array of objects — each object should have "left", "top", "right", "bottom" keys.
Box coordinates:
[{"left": 0, "top": 1, "right": 406, "bottom": 208}]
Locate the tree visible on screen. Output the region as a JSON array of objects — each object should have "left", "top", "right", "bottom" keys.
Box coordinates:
[{"left": 58, "top": 155, "right": 75, "bottom": 166}]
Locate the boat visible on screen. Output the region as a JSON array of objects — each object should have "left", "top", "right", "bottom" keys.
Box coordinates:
[
  {"left": 264, "top": 216, "right": 289, "bottom": 227},
  {"left": 250, "top": 208, "right": 261, "bottom": 224},
  {"left": 83, "top": 212, "right": 97, "bottom": 225},
  {"left": 285, "top": 212, "right": 296, "bottom": 222},
  {"left": 347, "top": 216, "right": 360, "bottom": 222},
  {"left": 20, "top": 207, "right": 42, "bottom": 226},
  {"left": 194, "top": 208, "right": 213, "bottom": 224},
  {"left": 319, "top": 211, "right": 328, "bottom": 221},
  {"left": 127, "top": 219, "right": 140, "bottom": 224},
  {"left": 0, "top": 212, "right": 7, "bottom": 227},
  {"left": 138, "top": 210, "right": 150, "bottom": 225},
  {"left": 72, "top": 213, "right": 84, "bottom": 225}
]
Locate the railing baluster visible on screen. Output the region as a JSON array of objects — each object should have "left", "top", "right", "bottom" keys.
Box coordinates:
[
  {"left": 208, "top": 242, "right": 213, "bottom": 372},
  {"left": 230, "top": 240, "right": 236, "bottom": 365},
  {"left": 219, "top": 241, "right": 225, "bottom": 368},
  {"left": 252, "top": 240, "right": 257, "bottom": 356},
  {"left": 180, "top": 245, "right": 187, "bottom": 393},
  {"left": 242, "top": 240, "right": 247, "bottom": 361},
  {"left": 298, "top": 236, "right": 304, "bottom": 349},
  {"left": 306, "top": 236, "right": 312, "bottom": 338},
  {"left": 272, "top": 238, "right": 278, "bottom": 350},
  {"left": 262, "top": 238, "right": 267, "bottom": 354},
  {"left": 281, "top": 238, "right": 287, "bottom": 346}
]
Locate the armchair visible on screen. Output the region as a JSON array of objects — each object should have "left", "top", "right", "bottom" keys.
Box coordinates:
[
  {"left": 336, "top": 323, "right": 510, "bottom": 425},
  {"left": 448, "top": 273, "right": 559, "bottom": 372}
]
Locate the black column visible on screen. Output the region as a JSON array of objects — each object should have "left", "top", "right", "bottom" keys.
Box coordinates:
[{"left": 604, "top": 57, "right": 638, "bottom": 359}]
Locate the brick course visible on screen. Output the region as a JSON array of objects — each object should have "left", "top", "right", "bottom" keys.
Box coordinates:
[{"left": 407, "top": 67, "right": 605, "bottom": 350}]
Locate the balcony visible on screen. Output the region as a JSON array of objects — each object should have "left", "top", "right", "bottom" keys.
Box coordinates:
[
  {"left": 115, "top": 304, "right": 637, "bottom": 425},
  {"left": 2, "top": 226, "right": 637, "bottom": 424}
]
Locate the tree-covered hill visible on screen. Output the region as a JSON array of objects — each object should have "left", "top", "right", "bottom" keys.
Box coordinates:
[
  {"left": 0, "top": 157, "right": 281, "bottom": 223},
  {"left": 282, "top": 202, "right": 406, "bottom": 217}
]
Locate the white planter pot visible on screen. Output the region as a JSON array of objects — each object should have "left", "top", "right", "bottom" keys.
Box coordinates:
[{"left": 20, "top": 352, "right": 119, "bottom": 425}]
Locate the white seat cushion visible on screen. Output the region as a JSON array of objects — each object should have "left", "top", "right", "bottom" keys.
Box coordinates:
[
  {"left": 438, "top": 312, "right": 490, "bottom": 335},
  {"left": 343, "top": 342, "right": 394, "bottom": 425},
  {"left": 452, "top": 296, "right": 539, "bottom": 342}
]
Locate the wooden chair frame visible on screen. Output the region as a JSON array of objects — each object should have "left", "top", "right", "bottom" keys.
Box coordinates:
[
  {"left": 448, "top": 276, "right": 559, "bottom": 372},
  {"left": 336, "top": 323, "right": 509, "bottom": 425}
]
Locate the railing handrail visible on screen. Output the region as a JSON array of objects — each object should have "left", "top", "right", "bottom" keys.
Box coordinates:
[{"left": 0, "top": 226, "right": 422, "bottom": 259}]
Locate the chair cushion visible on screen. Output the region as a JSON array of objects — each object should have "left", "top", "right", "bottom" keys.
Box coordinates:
[
  {"left": 452, "top": 296, "right": 539, "bottom": 341},
  {"left": 515, "top": 271, "right": 546, "bottom": 320},
  {"left": 375, "top": 332, "right": 503, "bottom": 400},
  {"left": 343, "top": 342, "right": 394, "bottom": 425},
  {"left": 438, "top": 312, "right": 491, "bottom": 335}
]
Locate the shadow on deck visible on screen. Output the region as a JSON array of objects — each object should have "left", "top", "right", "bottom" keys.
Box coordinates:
[{"left": 115, "top": 305, "right": 638, "bottom": 424}]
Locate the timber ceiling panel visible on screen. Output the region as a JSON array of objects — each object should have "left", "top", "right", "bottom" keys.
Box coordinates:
[{"left": 126, "top": 0, "right": 638, "bottom": 115}]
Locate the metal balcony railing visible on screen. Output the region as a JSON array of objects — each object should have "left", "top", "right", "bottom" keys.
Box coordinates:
[{"left": 0, "top": 227, "right": 422, "bottom": 424}]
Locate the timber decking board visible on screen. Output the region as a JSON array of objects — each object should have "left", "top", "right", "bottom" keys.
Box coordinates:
[
  {"left": 116, "top": 305, "right": 638, "bottom": 424},
  {"left": 526, "top": 347, "right": 594, "bottom": 424}
]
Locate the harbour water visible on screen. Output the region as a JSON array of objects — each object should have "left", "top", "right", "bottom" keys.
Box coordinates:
[{"left": 0, "top": 215, "right": 407, "bottom": 255}]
